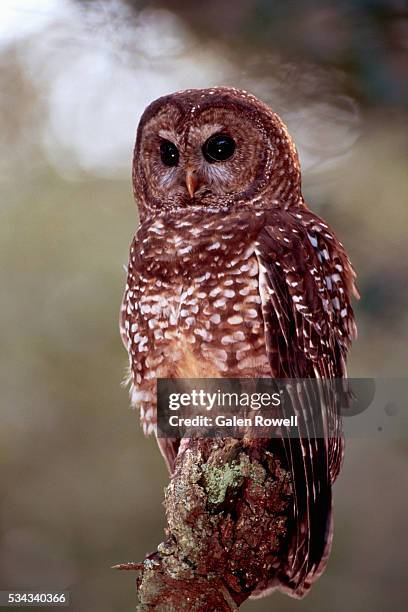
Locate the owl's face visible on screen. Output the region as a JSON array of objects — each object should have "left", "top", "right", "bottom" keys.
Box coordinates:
[{"left": 133, "top": 88, "right": 301, "bottom": 218}]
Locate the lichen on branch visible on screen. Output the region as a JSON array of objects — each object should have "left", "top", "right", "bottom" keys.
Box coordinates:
[{"left": 116, "top": 437, "right": 292, "bottom": 610}]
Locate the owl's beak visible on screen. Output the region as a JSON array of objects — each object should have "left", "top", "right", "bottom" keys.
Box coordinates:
[{"left": 185, "top": 168, "right": 198, "bottom": 198}]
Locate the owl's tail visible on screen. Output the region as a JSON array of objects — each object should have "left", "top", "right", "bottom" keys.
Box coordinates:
[
  {"left": 251, "top": 502, "right": 334, "bottom": 599},
  {"left": 251, "top": 428, "right": 336, "bottom": 599}
]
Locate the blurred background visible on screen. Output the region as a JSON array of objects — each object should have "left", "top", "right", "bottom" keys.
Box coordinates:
[{"left": 0, "top": 0, "right": 407, "bottom": 610}]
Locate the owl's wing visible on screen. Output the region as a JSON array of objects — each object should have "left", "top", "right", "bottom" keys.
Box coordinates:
[{"left": 254, "top": 204, "right": 357, "bottom": 598}]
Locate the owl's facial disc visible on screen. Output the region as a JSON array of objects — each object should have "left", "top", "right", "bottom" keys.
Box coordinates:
[{"left": 134, "top": 89, "right": 301, "bottom": 215}]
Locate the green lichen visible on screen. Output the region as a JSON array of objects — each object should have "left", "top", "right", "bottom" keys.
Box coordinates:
[
  {"left": 203, "top": 459, "right": 246, "bottom": 505},
  {"left": 245, "top": 459, "right": 266, "bottom": 485}
]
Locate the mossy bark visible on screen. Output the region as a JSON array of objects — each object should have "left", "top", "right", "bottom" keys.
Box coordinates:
[{"left": 116, "top": 438, "right": 292, "bottom": 610}]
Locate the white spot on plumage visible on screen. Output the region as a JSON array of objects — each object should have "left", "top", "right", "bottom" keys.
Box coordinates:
[
  {"left": 178, "top": 245, "right": 193, "bottom": 255},
  {"left": 238, "top": 354, "right": 269, "bottom": 370},
  {"left": 244, "top": 295, "right": 262, "bottom": 304},
  {"left": 132, "top": 389, "right": 152, "bottom": 402},
  {"left": 196, "top": 272, "right": 211, "bottom": 283},
  {"left": 195, "top": 328, "right": 213, "bottom": 341},
  {"left": 209, "top": 287, "right": 221, "bottom": 297},
  {"left": 227, "top": 315, "right": 244, "bottom": 325},
  {"left": 208, "top": 242, "right": 221, "bottom": 251},
  {"left": 325, "top": 276, "right": 333, "bottom": 291}
]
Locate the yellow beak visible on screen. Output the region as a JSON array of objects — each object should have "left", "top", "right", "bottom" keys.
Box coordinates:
[{"left": 185, "top": 168, "right": 198, "bottom": 198}]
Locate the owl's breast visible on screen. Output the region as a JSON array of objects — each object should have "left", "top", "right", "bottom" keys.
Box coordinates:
[
  {"left": 127, "top": 256, "right": 270, "bottom": 384},
  {"left": 133, "top": 208, "right": 265, "bottom": 277},
  {"left": 124, "top": 208, "right": 272, "bottom": 402}
]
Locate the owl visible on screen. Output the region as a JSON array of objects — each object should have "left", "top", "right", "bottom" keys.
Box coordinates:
[{"left": 120, "top": 87, "right": 358, "bottom": 599}]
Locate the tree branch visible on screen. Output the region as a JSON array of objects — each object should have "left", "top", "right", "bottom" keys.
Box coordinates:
[{"left": 116, "top": 438, "right": 292, "bottom": 610}]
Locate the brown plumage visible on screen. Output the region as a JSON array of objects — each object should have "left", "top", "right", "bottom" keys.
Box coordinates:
[{"left": 120, "top": 87, "right": 358, "bottom": 598}]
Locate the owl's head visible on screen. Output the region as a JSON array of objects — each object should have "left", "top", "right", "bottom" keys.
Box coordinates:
[{"left": 133, "top": 87, "right": 301, "bottom": 219}]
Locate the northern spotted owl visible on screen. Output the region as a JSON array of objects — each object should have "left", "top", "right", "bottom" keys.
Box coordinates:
[{"left": 120, "top": 87, "right": 358, "bottom": 598}]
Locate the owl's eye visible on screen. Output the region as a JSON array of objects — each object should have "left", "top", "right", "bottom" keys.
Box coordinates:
[
  {"left": 160, "top": 140, "right": 179, "bottom": 167},
  {"left": 202, "top": 134, "right": 236, "bottom": 162}
]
